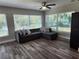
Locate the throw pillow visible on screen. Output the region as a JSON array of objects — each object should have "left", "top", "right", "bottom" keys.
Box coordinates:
[
  {"left": 24, "top": 30, "right": 28, "bottom": 35},
  {"left": 45, "top": 28, "right": 50, "bottom": 32},
  {"left": 40, "top": 27, "right": 45, "bottom": 32},
  {"left": 40, "top": 27, "right": 49, "bottom": 32},
  {"left": 26, "top": 29, "right": 31, "bottom": 34}
]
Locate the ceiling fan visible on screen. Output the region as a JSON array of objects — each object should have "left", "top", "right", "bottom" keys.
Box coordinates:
[{"left": 40, "top": 2, "right": 56, "bottom": 10}]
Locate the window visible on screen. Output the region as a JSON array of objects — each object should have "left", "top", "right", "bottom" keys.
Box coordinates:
[
  {"left": 14, "top": 15, "right": 29, "bottom": 30},
  {"left": 0, "top": 14, "right": 8, "bottom": 37},
  {"left": 46, "top": 12, "right": 73, "bottom": 33},
  {"left": 46, "top": 14, "right": 57, "bottom": 31},
  {"left": 58, "top": 12, "right": 72, "bottom": 33},
  {"left": 14, "top": 15, "right": 42, "bottom": 30},
  {"left": 30, "top": 15, "right": 42, "bottom": 29}
]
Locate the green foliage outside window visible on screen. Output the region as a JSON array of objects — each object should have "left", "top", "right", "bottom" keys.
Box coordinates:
[
  {"left": 14, "top": 15, "right": 42, "bottom": 30},
  {"left": 46, "top": 12, "right": 73, "bottom": 32},
  {"left": 0, "top": 14, "right": 8, "bottom": 37}
]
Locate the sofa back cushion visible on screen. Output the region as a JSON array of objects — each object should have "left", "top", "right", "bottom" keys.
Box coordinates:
[
  {"left": 30, "top": 28, "right": 40, "bottom": 33},
  {"left": 40, "top": 27, "right": 52, "bottom": 32},
  {"left": 29, "top": 28, "right": 52, "bottom": 33}
]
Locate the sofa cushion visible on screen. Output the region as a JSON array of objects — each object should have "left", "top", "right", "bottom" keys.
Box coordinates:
[
  {"left": 25, "top": 32, "right": 42, "bottom": 41},
  {"left": 31, "top": 32, "right": 42, "bottom": 35},
  {"left": 30, "top": 28, "right": 40, "bottom": 33},
  {"left": 42, "top": 32, "right": 58, "bottom": 40},
  {"left": 43, "top": 32, "right": 57, "bottom": 35}
]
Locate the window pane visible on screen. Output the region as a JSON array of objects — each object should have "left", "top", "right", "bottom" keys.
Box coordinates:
[
  {"left": 14, "top": 15, "right": 29, "bottom": 30},
  {"left": 46, "top": 14, "right": 57, "bottom": 31},
  {"left": 30, "top": 15, "right": 42, "bottom": 29},
  {"left": 58, "top": 12, "right": 72, "bottom": 33},
  {"left": 14, "top": 15, "right": 42, "bottom": 30},
  {"left": 0, "top": 14, "right": 8, "bottom": 37}
]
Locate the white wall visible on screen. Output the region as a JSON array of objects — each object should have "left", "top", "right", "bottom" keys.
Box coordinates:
[
  {"left": 46, "top": 2, "right": 79, "bottom": 39},
  {"left": 0, "top": 6, "right": 44, "bottom": 42}
]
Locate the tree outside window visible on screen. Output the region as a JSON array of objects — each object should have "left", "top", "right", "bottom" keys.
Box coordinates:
[{"left": 0, "top": 14, "right": 8, "bottom": 37}]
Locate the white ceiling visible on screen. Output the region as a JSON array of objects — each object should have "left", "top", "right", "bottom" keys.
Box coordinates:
[{"left": 0, "top": 0, "right": 77, "bottom": 10}]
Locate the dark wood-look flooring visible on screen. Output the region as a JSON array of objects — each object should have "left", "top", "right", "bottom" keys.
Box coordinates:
[{"left": 0, "top": 39, "right": 79, "bottom": 59}]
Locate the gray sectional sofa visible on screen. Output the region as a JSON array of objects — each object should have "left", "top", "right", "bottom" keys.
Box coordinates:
[{"left": 15, "top": 28, "right": 58, "bottom": 44}]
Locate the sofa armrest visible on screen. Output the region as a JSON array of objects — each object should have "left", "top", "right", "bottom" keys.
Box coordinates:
[{"left": 15, "top": 32, "right": 20, "bottom": 43}]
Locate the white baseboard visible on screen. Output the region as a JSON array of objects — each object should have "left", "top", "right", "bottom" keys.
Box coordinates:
[{"left": 0, "top": 39, "right": 16, "bottom": 44}]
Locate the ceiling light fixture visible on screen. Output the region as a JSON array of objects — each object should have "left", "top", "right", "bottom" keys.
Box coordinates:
[
  {"left": 41, "top": 6, "right": 48, "bottom": 10},
  {"left": 40, "top": 1, "right": 56, "bottom": 10}
]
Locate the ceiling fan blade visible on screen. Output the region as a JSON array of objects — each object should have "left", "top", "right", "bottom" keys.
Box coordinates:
[
  {"left": 46, "top": 4, "right": 56, "bottom": 6},
  {"left": 40, "top": 7, "right": 42, "bottom": 9},
  {"left": 46, "top": 6, "right": 51, "bottom": 9},
  {"left": 42, "top": 2, "right": 47, "bottom": 6}
]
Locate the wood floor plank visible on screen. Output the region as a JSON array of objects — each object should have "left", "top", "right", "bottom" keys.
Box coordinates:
[
  {"left": 34, "top": 39, "right": 78, "bottom": 59},
  {"left": 36, "top": 39, "right": 79, "bottom": 58},
  {"left": 25, "top": 43, "right": 46, "bottom": 59},
  {"left": 29, "top": 41, "right": 60, "bottom": 59},
  {"left": 30, "top": 41, "right": 62, "bottom": 59},
  {"left": 0, "top": 39, "right": 79, "bottom": 59}
]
